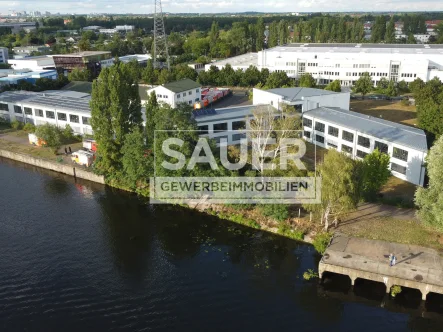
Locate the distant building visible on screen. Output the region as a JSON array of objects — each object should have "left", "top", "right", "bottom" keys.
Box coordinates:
[
  {"left": 146, "top": 79, "right": 202, "bottom": 108},
  {"left": 82, "top": 26, "right": 103, "bottom": 31},
  {"left": 115, "top": 25, "right": 135, "bottom": 32},
  {"left": 9, "top": 56, "right": 55, "bottom": 71},
  {"left": 51, "top": 51, "right": 113, "bottom": 76},
  {"left": 0, "top": 47, "right": 9, "bottom": 64},
  {"left": 118, "top": 54, "right": 151, "bottom": 66},
  {"left": 188, "top": 63, "right": 205, "bottom": 73},
  {"left": 0, "top": 69, "right": 57, "bottom": 86},
  {"left": 13, "top": 45, "right": 50, "bottom": 57},
  {"left": 0, "top": 22, "right": 36, "bottom": 33}
]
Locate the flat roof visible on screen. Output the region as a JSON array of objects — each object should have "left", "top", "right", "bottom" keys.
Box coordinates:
[
  {"left": 266, "top": 43, "right": 443, "bottom": 55},
  {"left": 51, "top": 51, "right": 111, "bottom": 58},
  {"left": 265, "top": 87, "right": 339, "bottom": 102},
  {"left": 209, "top": 53, "right": 258, "bottom": 68},
  {"left": 162, "top": 79, "right": 201, "bottom": 93},
  {"left": 303, "top": 107, "right": 428, "bottom": 152},
  {"left": 194, "top": 105, "right": 255, "bottom": 123},
  {"left": 0, "top": 91, "right": 37, "bottom": 103}
]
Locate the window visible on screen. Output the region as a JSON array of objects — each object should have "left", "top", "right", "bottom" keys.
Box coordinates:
[
  {"left": 327, "top": 142, "right": 338, "bottom": 149},
  {"left": 391, "top": 162, "right": 406, "bottom": 175},
  {"left": 213, "top": 122, "right": 228, "bottom": 133},
  {"left": 0, "top": 103, "right": 8, "bottom": 111},
  {"left": 197, "top": 125, "right": 208, "bottom": 135},
  {"left": 188, "top": 91, "right": 192, "bottom": 96},
  {"left": 14, "top": 105, "right": 22, "bottom": 114},
  {"left": 357, "top": 135, "right": 370, "bottom": 148},
  {"left": 232, "top": 120, "right": 245, "bottom": 130},
  {"left": 176, "top": 93, "right": 180, "bottom": 98},
  {"left": 303, "top": 118, "right": 312, "bottom": 128},
  {"left": 328, "top": 126, "right": 338, "bottom": 137},
  {"left": 24, "top": 107, "right": 32, "bottom": 115},
  {"left": 69, "top": 114, "right": 79, "bottom": 123},
  {"left": 58, "top": 112, "right": 67, "bottom": 121},
  {"left": 232, "top": 133, "right": 246, "bottom": 141},
  {"left": 195, "top": 98, "right": 199, "bottom": 102},
  {"left": 214, "top": 136, "right": 228, "bottom": 144},
  {"left": 374, "top": 141, "right": 388, "bottom": 154},
  {"left": 341, "top": 144, "right": 353, "bottom": 154},
  {"left": 315, "top": 134, "right": 324, "bottom": 144},
  {"left": 36, "top": 109, "right": 44, "bottom": 117},
  {"left": 315, "top": 122, "right": 325, "bottom": 132},
  {"left": 356, "top": 150, "right": 368, "bottom": 158},
  {"left": 163, "top": 95, "right": 168, "bottom": 98},
  {"left": 342, "top": 130, "right": 354, "bottom": 143},
  {"left": 392, "top": 147, "right": 408, "bottom": 161},
  {"left": 304, "top": 131, "right": 311, "bottom": 139},
  {"left": 46, "top": 111, "right": 55, "bottom": 119},
  {"left": 196, "top": 89, "right": 199, "bottom": 93},
  {"left": 82, "top": 116, "right": 90, "bottom": 125}
]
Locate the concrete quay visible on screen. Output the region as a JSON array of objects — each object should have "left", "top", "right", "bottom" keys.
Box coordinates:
[{"left": 319, "top": 233, "right": 443, "bottom": 301}]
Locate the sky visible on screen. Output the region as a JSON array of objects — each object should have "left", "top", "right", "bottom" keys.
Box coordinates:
[{"left": 1, "top": 0, "right": 443, "bottom": 14}]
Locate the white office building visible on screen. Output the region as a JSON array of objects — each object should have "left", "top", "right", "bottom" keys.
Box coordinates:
[
  {"left": 302, "top": 107, "right": 427, "bottom": 186},
  {"left": 146, "top": 79, "right": 202, "bottom": 108},
  {"left": 8, "top": 56, "right": 56, "bottom": 71},
  {"left": 208, "top": 43, "right": 443, "bottom": 86},
  {"left": 0, "top": 90, "right": 94, "bottom": 135}
]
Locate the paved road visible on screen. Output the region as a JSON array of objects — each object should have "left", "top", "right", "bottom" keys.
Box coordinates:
[{"left": 209, "top": 89, "right": 252, "bottom": 109}]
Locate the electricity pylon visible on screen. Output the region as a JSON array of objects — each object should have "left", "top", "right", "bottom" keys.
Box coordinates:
[{"left": 153, "top": 0, "right": 170, "bottom": 70}]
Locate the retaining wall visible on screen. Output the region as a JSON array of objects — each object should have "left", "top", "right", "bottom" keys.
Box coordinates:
[{"left": 0, "top": 149, "right": 105, "bottom": 184}]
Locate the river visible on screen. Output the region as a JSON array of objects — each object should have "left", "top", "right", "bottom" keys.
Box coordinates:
[{"left": 0, "top": 157, "right": 442, "bottom": 331}]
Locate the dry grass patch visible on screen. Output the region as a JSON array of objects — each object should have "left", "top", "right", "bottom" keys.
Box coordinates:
[{"left": 350, "top": 100, "right": 417, "bottom": 126}]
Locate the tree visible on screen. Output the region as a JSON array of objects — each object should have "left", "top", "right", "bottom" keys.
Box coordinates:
[
  {"left": 360, "top": 149, "right": 391, "bottom": 200},
  {"left": 241, "top": 65, "right": 261, "bottom": 87},
  {"left": 435, "top": 22, "right": 443, "bottom": 43},
  {"left": 385, "top": 16, "right": 395, "bottom": 43},
  {"left": 142, "top": 60, "right": 157, "bottom": 85},
  {"left": 397, "top": 80, "right": 409, "bottom": 93},
  {"left": 77, "top": 38, "right": 91, "bottom": 51},
  {"left": 324, "top": 80, "right": 341, "bottom": 92},
  {"left": 415, "top": 78, "right": 443, "bottom": 136},
  {"left": 68, "top": 68, "right": 91, "bottom": 82},
  {"left": 157, "top": 69, "right": 174, "bottom": 85},
  {"left": 378, "top": 77, "right": 389, "bottom": 91},
  {"left": 265, "top": 71, "right": 292, "bottom": 89},
  {"left": 304, "top": 149, "right": 360, "bottom": 230},
  {"left": 409, "top": 78, "right": 425, "bottom": 94},
  {"left": 298, "top": 73, "right": 316, "bottom": 88},
  {"left": 90, "top": 62, "right": 143, "bottom": 177},
  {"left": 385, "top": 80, "right": 398, "bottom": 97},
  {"left": 415, "top": 135, "right": 443, "bottom": 230},
  {"left": 35, "top": 124, "right": 62, "bottom": 154},
  {"left": 353, "top": 72, "right": 373, "bottom": 97},
  {"left": 174, "top": 64, "right": 197, "bottom": 81},
  {"left": 256, "top": 17, "right": 265, "bottom": 51},
  {"left": 121, "top": 127, "right": 151, "bottom": 189}
]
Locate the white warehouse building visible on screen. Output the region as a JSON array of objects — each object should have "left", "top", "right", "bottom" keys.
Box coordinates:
[
  {"left": 146, "top": 79, "right": 202, "bottom": 108},
  {"left": 302, "top": 107, "right": 427, "bottom": 186},
  {"left": 208, "top": 43, "right": 443, "bottom": 86}
]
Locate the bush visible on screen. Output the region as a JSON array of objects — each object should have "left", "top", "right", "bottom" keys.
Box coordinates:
[
  {"left": 303, "top": 269, "right": 319, "bottom": 280},
  {"left": 63, "top": 124, "right": 74, "bottom": 141},
  {"left": 390, "top": 285, "right": 402, "bottom": 297},
  {"left": 23, "top": 123, "right": 36, "bottom": 132},
  {"left": 258, "top": 204, "right": 289, "bottom": 222},
  {"left": 10, "top": 120, "right": 23, "bottom": 130},
  {"left": 312, "top": 232, "right": 333, "bottom": 254},
  {"left": 277, "top": 222, "right": 304, "bottom": 240}
]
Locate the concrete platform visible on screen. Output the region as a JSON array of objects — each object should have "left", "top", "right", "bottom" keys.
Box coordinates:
[{"left": 319, "top": 233, "right": 443, "bottom": 300}]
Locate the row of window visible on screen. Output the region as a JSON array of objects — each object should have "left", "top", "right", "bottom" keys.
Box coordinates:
[
  {"left": 307, "top": 63, "right": 318, "bottom": 67},
  {"left": 197, "top": 120, "right": 246, "bottom": 134},
  {"left": 321, "top": 71, "right": 339, "bottom": 76},
  {"left": 176, "top": 90, "right": 198, "bottom": 98},
  {"left": 13, "top": 105, "right": 89, "bottom": 125},
  {"left": 353, "top": 64, "right": 371, "bottom": 69},
  {"left": 286, "top": 62, "right": 296, "bottom": 67},
  {"left": 401, "top": 73, "right": 417, "bottom": 78}
]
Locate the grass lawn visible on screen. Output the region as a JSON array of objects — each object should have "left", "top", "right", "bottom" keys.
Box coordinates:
[
  {"left": 339, "top": 217, "right": 443, "bottom": 252},
  {"left": 350, "top": 100, "right": 417, "bottom": 127},
  {"left": 380, "top": 176, "right": 417, "bottom": 203},
  {"left": 302, "top": 141, "right": 327, "bottom": 171}
]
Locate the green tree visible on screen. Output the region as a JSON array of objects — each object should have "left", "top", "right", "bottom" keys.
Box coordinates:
[
  {"left": 385, "top": 80, "right": 398, "bottom": 97},
  {"left": 304, "top": 149, "right": 360, "bottom": 230},
  {"left": 35, "top": 123, "right": 62, "bottom": 154},
  {"left": 397, "top": 80, "right": 409, "bottom": 93},
  {"left": 255, "top": 17, "right": 265, "bottom": 51},
  {"left": 435, "top": 22, "right": 443, "bottom": 43},
  {"left": 145, "top": 91, "right": 159, "bottom": 149},
  {"left": 298, "top": 73, "right": 316, "bottom": 88},
  {"left": 415, "top": 78, "right": 443, "bottom": 136},
  {"left": 90, "top": 62, "right": 143, "bottom": 177},
  {"left": 142, "top": 60, "right": 158, "bottom": 85},
  {"left": 265, "top": 71, "right": 292, "bottom": 89},
  {"left": 241, "top": 65, "right": 261, "bottom": 87},
  {"left": 174, "top": 64, "right": 197, "bottom": 81},
  {"left": 385, "top": 16, "right": 396, "bottom": 43},
  {"left": 353, "top": 72, "right": 373, "bottom": 97},
  {"left": 68, "top": 68, "right": 91, "bottom": 82},
  {"left": 416, "top": 135, "right": 443, "bottom": 229},
  {"left": 157, "top": 69, "right": 174, "bottom": 85},
  {"left": 409, "top": 77, "right": 425, "bottom": 94},
  {"left": 324, "top": 80, "right": 341, "bottom": 92},
  {"left": 77, "top": 38, "right": 91, "bottom": 51},
  {"left": 360, "top": 149, "right": 391, "bottom": 200}
]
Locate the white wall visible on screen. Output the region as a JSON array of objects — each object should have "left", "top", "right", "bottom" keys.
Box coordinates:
[
  {"left": 9, "top": 58, "right": 55, "bottom": 71},
  {"left": 252, "top": 89, "right": 283, "bottom": 109},
  {"left": 147, "top": 85, "right": 201, "bottom": 108}
]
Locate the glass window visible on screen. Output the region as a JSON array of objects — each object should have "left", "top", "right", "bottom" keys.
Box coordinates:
[
  {"left": 232, "top": 120, "right": 245, "bottom": 130},
  {"left": 24, "top": 107, "right": 32, "bottom": 115},
  {"left": 327, "top": 142, "right": 338, "bottom": 149},
  {"left": 328, "top": 126, "right": 338, "bottom": 137},
  {"left": 304, "top": 131, "right": 311, "bottom": 139},
  {"left": 357, "top": 150, "right": 368, "bottom": 158},
  {"left": 14, "top": 105, "right": 22, "bottom": 114},
  {"left": 0, "top": 103, "right": 8, "bottom": 111},
  {"left": 82, "top": 116, "right": 90, "bottom": 125},
  {"left": 357, "top": 135, "right": 370, "bottom": 148},
  {"left": 391, "top": 163, "right": 406, "bottom": 175},
  {"left": 315, "top": 122, "right": 325, "bottom": 132},
  {"left": 392, "top": 147, "right": 408, "bottom": 161},
  {"left": 303, "top": 118, "right": 312, "bottom": 128},
  {"left": 197, "top": 125, "right": 208, "bottom": 135},
  {"left": 213, "top": 136, "right": 228, "bottom": 144},
  {"left": 342, "top": 130, "right": 354, "bottom": 142},
  {"left": 232, "top": 133, "right": 246, "bottom": 141},
  {"left": 315, "top": 134, "right": 324, "bottom": 144},
  {"left": 69, "top": 114, "right": 79, "bottom": 123},
  {"left": 58, "top": 112, "right": 67, "bottom": 121},
  {"left": 46, "top": 111, "right": 55, "bottom": 119},
  {"left": 188, "top": 91, "right": 192, "bottom": 95},
  {"left": 374, "top": 141, "right": 388, "bottom": 154},
  {"left": 213, "top": 122, "right": 228, "bottom": 132},
  {"left": 176, "top": 93, "right": 180, "bottom": 98},
  {"left": 196, "top": 89, "right": 200, "bottom": 93},
  {"left": 341, "top": 144, "right": 353, "bottom": 154},
  {"left": 36, "top": 109, "right": 44, "bottom": 117}
]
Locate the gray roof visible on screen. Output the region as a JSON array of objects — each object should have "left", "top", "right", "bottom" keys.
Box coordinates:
[
  {"left": 303, "top": 107, "right": 428, "bottom": 152},
  {"left": 163, "top": 79, "right": 201, "bottom": 93},
  {"left": 195, "top": 105, "right": 255, "bottom": 123},
  {"left": 0, "top": 91, "right": 37, "bottom": 103},
  {"left": 266, "top": 87, "right": 338, "bottom": 102}
]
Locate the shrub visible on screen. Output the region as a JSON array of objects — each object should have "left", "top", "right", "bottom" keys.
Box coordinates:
[
  {"left": 11, "top": 120, "right": 23, "bottom": 130},
  {"left": 277, "top": 222, "right": 304, "bottom": 240},
  {"left": 303, "top": 269, "right": 319, "bottom": 280},
  {"left": 258, "top": 204, "right": 289, "bottom": 222},
  {"left": 23, "top": 123, "right": 36, "bottom": 132},
  {"left": 390, "top": 285, "right": 402, "bottom": 297},
  {"left": 312, "top": 232, "right": 333, "bottom": 254},
  {"left": 63, "top": 124, "right": 74, "bottom": 141},
  {"left": 400, "top": 98, "right": 410, "bottom": 106}
]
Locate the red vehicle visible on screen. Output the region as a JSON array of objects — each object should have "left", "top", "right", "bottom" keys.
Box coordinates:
[{"left": 82, "top": 139, "right": 98, "bottom": 152}]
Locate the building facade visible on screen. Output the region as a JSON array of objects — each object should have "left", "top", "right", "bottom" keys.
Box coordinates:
[
  {"left": 0, "top": 69, "right": 57, "bottom": 86},
  {"left": 8, "top": 56, "right": 56, "bottom": 71},
  {"left": 0, "top": 47, "right": 9, "bottom": 64},
  {"left": 146, "top": 79, "right": 202, "bottom": 108},
  {"left": 51, "top": 51, "right": 113, "bottom": 76},
  {"left": 302, "top": 107, "right": 427, "bottom": 186}
]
